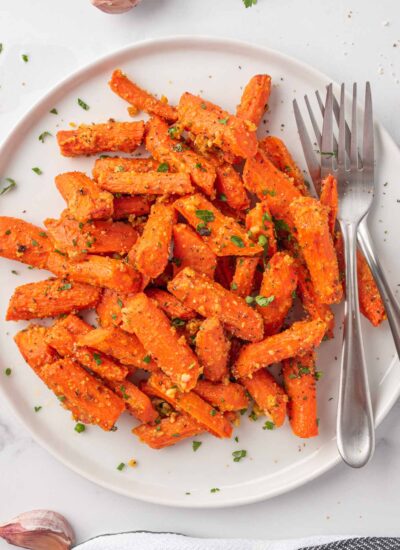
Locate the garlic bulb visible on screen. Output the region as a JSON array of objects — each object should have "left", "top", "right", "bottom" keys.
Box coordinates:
[
  {"left": 91, "top": 0, "right": 141, "bottom": 14},
  {"left": 0, "top": 510, "right": 75, "bottom": 550}
]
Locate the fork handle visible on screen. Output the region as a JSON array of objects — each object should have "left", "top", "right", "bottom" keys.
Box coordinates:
[
  {"left": 337, "top": 221, "right": 375, "bottom": 468},
  {"left": 358, "top": 219, "right": 400, "bottom": 358}
]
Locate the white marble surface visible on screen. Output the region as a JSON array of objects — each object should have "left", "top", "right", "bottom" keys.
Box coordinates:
[{"left": 1, "top": 0, "right": 400, "bottom": 546}]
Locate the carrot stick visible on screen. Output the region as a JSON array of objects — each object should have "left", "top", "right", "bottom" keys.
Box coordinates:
[
  {"left": 145, "top": 288, "right": 196, "bottom": 320},
  {"left": 6, "top": 278, "right": 101, "bottom": 321},
  {"left": 92, "top": 156, "right": 159, "bottom": 184},
  {"left": 168, "top": 267, "right": 264, "bottom": 342},
  {"left": 77, "top": 326, "right": 158, "bottom": 372},
  {"left": 177, "top": 92, "right": 258, "bottom": 159},
  {"left": 173, "top": 193, "right": 263, "bottom": 256},
  {"left": 46, "top": 252, "right": 143, "bottom": 293},
  {"left": 96, "top": 288, "right": 132, "bottom": 328},
  {"left": 57, "top": 121, "right": 145, "bottom": 157},
  {"left": 146, "top": 371, "right": 232, "bottom": 438},
  {"left": 282, "top": 351, "right": 318, "bottom": 438},
  {"left": 233, "top": 318, "right": 327, "bottom": 379},
  {"left": 236, "top": 74, "right": 272, "bottom": 126},
  {"left": 109, "top": 380, "right": 158, "bottom": 423},
  {"left": 194, "top": 380, "right": 249, "bottom": 412},
  {"left": 259, "top": 136, "right": 307, "bottom": 195},
  {"left": 145, "top": 117, "right": 216, "bottom": 197},
  {"left": 241, "top": 368, "right": 288, "bottom": 428},
  {"left": 98, "top": 171, "right": 193, "bottom": 196},
  {"left": 195, "top": 317, "right": 230, "bottom": 382},
  {"left": 133, "top": 413, "right": 203, "bottom": 449},
  {"left": 320, "top": 174, "right": 338, "bottom": 236},
  {"left": 113, "top": 195, "right": 154, "bottom": 219},
  {"left": 231, "top": 257, "right": 259, "bottom": 298},
  {"left": 257, "top": 252, "right": 298, "bottom": 335},
  {"left": 245, "top": 202, "right": 277, "bottom": 258},
  {"left": 14, "top": 325, "right": 59, "bottom": 375},
  {"left": 289, "top": 196, "right": 342, "bottom": 305},
  {"left": 122, "top": 293, "right": 201, "bottom": 391},
  {"left": 215, "top": 164, "right": 250, "bottom": 210},
  {"left": 135, "top": 203, "right": 175, "bottom": 279},
  {"left": 172, "top": 223, "right": 217, "bottom": 279},
  {"left": 44, "top": 217, "right": 138, "bottom": 259},
  {"left": 0, "top": 217, "right": 52, "bottom": 269},
  {"left": 55, "top": 172, "right": 114, "bottom": 223},
  {"left": 109, "top": 69, "right": 178, "bottom": 122}
]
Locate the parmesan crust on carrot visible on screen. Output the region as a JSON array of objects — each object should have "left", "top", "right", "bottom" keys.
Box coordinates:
[
  {"left": 241, "top": 368, "right": 288, "bottom": 427},
  {"left": 133, "top": 413, "right": 203, "bottom": 449},
  {"left": 172, "top": 223, "right": 217, "bottom": 278},
  {"left": 236, "top": 74, "right": 272, "bottom": 126},
  {"left": 195, "top": 317, "right": 230, "bottom": 382},
  {"left": 0, "top": 217, "right": 52, "bottom": 269}
]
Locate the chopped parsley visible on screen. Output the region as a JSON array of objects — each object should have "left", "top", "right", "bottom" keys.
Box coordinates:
[
  {"left": 74, "top": 423, "right": 85, "bottom": 433},
  {"left": 120, "top": 385, "right": 129, "bottom": 400},
  {"left": 168, "top": 126, "right": 179, "bottom": 139},
  {"left": 258, "top": 234, "right": 268, "bottom": 247},
  {"left": 196, "top": 222, "right": 211, "bottom": 237},
  {"left": 54, "top": 249, "right": 66, "bottom": 256},
  {"left": 274, "top": 219, "right": 291, "bottom": 233},
  {"left": 116, "top": 462, "right": 126, "bottom": 471},
  {"left": 57, "top": 395, "right": 66, "bottom": 402},
  {"left": 232, "top": 449, "right": 247, "bottom": 462},
  {"left": 218, "top": 117, "right": 229, "bottom": 125},
  {"left": 171, "top": 318, "right": 185, "bottom": 327},
  {"left": 262, "top": 189, "right": 276, "bottom": 196},
  {"left": 50, "top": 108, "right": 58, "bottom": 115},
  {"left": 230, "top": 235, "right": 245, "bottom": 248},
  {"left": 34, "top": 406, "right": 42, "bottom": 412},
  {"left": 32, "top": 167, "right": 43, "bottom": 175},
  {"left": 157, "top": 162, "right": 169, "bottom": 173},
  {"left": 142, "top": 354, "right": 151, "bottom": 364},
  {"left": 22, "top": 53, "right": 29, "bottom": 62},
  {"left": 219, "top": 193, "right": 227, "bottom": 202},
  {"left": 262, "top": 211, "right": 272, "bottom": 224},
  {"left": 231, "top": 282, "right": 238, "bottom": 291},
  {"left": 255, "top": 295, "right": 275, "bottom": 307},
  {"left": 4, "top": 368, "right": 12, "bottom": 376},
  {"left": 263, "top": 421, "right": 275, "bottom": 430},
  {"left": 38, "top": 131, "right": 52, "bottom": 143},
  {"left": 173, "top": 143, "right": 184, "bottom": 152},
  {"left": 93, "top": 353, "right": 102, "bottom": 366},
  {"left": 210, "top": 487, "right": 220, "bottom": 493},
  {"left": 58, "top": 283, "right": 72, "bottom": 291},
  {"left": 11, "top": 270, "right": 18, "bottom": 275},
  {"left": 117, "top": 298, "right": 124, "bottom": 308},
  {"left": 234, "top": 436, "right": 239, "bottom": 443},
  {"left": 209, "top": 409, "right": 217, "bottom": 416},
  {"left": 192, "top": 441, "right": 202, "bottom": 452},
  {"left": 0, "top": 178, "right": 17, "bottom": 196},
  {"left": 315, "top": 371, "right": 323, "bottom": 381},
  {"left": 31, "top": 239, "right": 39, "bottom": 247},
  {"left": 243, "top": 0, "right": 257, "bottom": 6},
  {"left": 195, "top": 209, "right": 215, "bottom": 223},
  {"left": 78, "top": 98, "right": 90, "bottom": 110}
]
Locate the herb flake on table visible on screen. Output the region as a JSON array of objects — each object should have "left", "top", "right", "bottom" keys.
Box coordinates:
[
  {"left": 34, "top": 406, "right": 42, "bottom": 412},
  {"left": 263, "top": 421, "right": 275, "bottom": 430},
  {"left": 74, "top": 423, "right": 85, "bottom": 433},
  {"left": 78, "top": 98, "right": 90, "bottom": 110},
  {"left": 32, "top": 167, "right": 43, "bottom": 175},
  {"left": 38, "top": 131, "right": 52, "bottom": 143},
  {"left": 157, "top": 162, "right": 169, "bottom": 173},
  {"left": 0, "top": 178, "right": 17, "bottom": 196},
  {"left": 192, "top": 441, "right": 202, "bottom": 452},
  {"left": 21, "top": 53, "right": 29, "bottom": 62},
  {"left": 232, "top": 449, "right": 247, "bottom": 462},
  {"left": 4, "top": 368, "right": 12, "bottom": 376},
  {"left": 50, "top": 108, "right": 58, "bottom": 115},
  {"left": 117, "top": 462, "right": 126, "bottom": 471},
  {"left": 210, "top": 487, "right": 220, "bottom": 493},
  {"left": 243, "top": 0, "right": 257, "bottom": 6}
]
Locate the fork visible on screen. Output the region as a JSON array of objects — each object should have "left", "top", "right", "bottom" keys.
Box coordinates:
[{"left": 294, "top": 83, "right": 375, "bottom": 467}]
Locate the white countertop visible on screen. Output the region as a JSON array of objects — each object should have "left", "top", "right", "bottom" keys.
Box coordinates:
[{"left": 1, "top": 0, "right": 400, "bottom": 545}]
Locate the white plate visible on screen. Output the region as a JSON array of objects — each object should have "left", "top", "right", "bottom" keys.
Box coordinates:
[{"left": 0, "top": 36, "right": 399, "bottom": 508}]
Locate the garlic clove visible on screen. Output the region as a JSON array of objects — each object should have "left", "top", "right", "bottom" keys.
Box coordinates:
[
  {"left": 91, "top": 0, "right": 141, "bottom": 14},
  {"left": 0, "top": 510, "right": 75, "bottom": 550}
]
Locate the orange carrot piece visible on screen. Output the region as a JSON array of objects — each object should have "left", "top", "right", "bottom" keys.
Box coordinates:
[
  {"left": 173, "top": 193, "right": 262, "bottom": 257},
  {"left": 257, "top": 252, "right": 298, "bottom": 335},
  {"left": 241, "top": 368, "right": 288, "bottom": 428},
  {"left": 282, "top": 351, "right": 318, "bottom": 438},
  {"left": 289, "top": 196, "right": 342, "bottom": 305},
  {"left": 76, "top": 326, "right": 158, "bottom": 372},
  {"left": 145, "top": 117, "right": 216, "bottom": 197},
  {"left": 0, "top": 217, "right": 52, "bottom": 269},
  {"left": 259, "top": 136, "right": 307, "bottom": 195},
  {"left": 194, "top": 380, "right": 249, "bottom": 412},
  {"left": 245, "top": 202, "right": 277, "bottom": 258},
  {"left": 145, "top": 288, "right": 196, "bottom": 320},
  {"left": 40, "top": 358, "right": 125, "bottom": 430},
  {"left": 14, "top": 325, "right": 59, "bottom": 375},
  {"left": 133, "top": 413, "right": 203, "bottom": 449},
  {"left": 231, "top": 257, "right": 259, "bottom": 298},
  {"left": 113, "top": 195, "right": 154, "bottom": 219},
  {"left": 98, "top": 171, "right": 193, "bottom": 196},
  {"left": 122, "top": 293, "right": 200, "bottom": 391},
  {"left": 46, "top": 252, "right": 142, "bottom": 293},
  {"left": 96, "top": 288, "right": 132, "bottom": 328},
  {"left": 57, "top": 121, "right": 145, "bottom": 157},
  {"left": 214, "top": 256, "right": 235, "bottom": 289},
  {"left": 236, "top": 74, "right": 272, "bottom": 126},
  {"left": 172, "top": 223, "right": 217, "bottom": 278},
  {"left": 147, "top": 371, "right": 232, "bottom": 438},
  {"left": 168, "top": 267, "right": 264, "bottom": 342},
  {"left": 45, "top": 314, "right": 129, "bottom": 381},
  {"left": 6, "top": 278, "right": 101, "bottom": 321},
  {"left": 233, "top": 318, "right": 326, "bottom": 379},
  {"left": 55, "top": 172, "right": 114, "bottom": 223},
  {"left": 215, "top": 164, "right": 250, "bottom": 210},
  {"left": 320, "top": 174, "right": 338, "bottom": 236},
  {"left": 109, "top": 69, "right": 177, "bottom": 122},
  {"left": 109, "top": 379, "right": 158, "bottom": 423},
  {"left": 44, "top": 217, "right": 138, "bottom": 259},
  {"left": 357, "top": 248, "right": 386, "bottom": 326},
  {"left": 135, "top": 203, "right": 175, "bottom": 279},
  {"left": 177, "top": 92, "right": 258, "bottom": 159},
  {"left": 92, "top": 156, "right": 159, "bottom": 184},
  {"left": 195, "top": 317, "right": 230, "bottom": 382}
]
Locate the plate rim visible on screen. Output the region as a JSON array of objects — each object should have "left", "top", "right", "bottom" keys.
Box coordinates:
[{"left": 1, "top": 35, "right": 399, "bottom": 508}]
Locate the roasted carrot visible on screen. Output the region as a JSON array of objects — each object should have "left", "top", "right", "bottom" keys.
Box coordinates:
[
  {"left": 320, "top": 174, "right": 338, "bottom": 236},
  {"left": 113, "top": 195, "right": 154, "bottom": 219},
  {"left": 194, "top": 380, "right": 249, "bottom": 412},
  {"left": 145, "top": 117, "right": 216, "bottom": 197},
  {"left": 133, "top": 413, "right": 203, "bottom": 449},
  {"left": 46, "top": 252, "right": 142, "bottom": 293},
  {"left": 177, "top": 92, "right": 258, "bottom": 159},
  {"left": 245, "top": 202, "right": 277, "bottom": 258},
  {"left": 169, "top": 268, "right": 264, "bottom": 342},
  {"left": 109, "top": 379, "right": 158, "bottom": 423},
  {"left": 109, "top": 69, "right": 177, "bottom": 122},
  {"left": 257, "top": 252, "right": 298, "bottom": 335},
  {"left": 289, "top": 196, "right": 342, "bottom": 305},
  {"left": 14, "top": 325, "right": 59, "bottom": 375},
  {"left": 76, "top": 326, "right": 158, "bottom": 372},
  {"left": 44, "top": 217, "right": 138, "bottom": 259},
  {"left": 215, "top": 164, "right": 250, "bottom": 210},
  {"left": 233, "top": 318, "right": 326, "bottom": 379},
  {"left": 45, "top": 314, "right": 129, "bottom": 381},
  {"left": 146, "top": 371, "right": 232, "bottom": 438},
  {"left": 282, "top": 351, "right": 318, "bottom": 438},
  {"left": 259, "top": 136, "right": 307, "bottom": 195},
  {"left": 241, "top": 368, "right": 288, "bottom": 428},
  {"left": 98, "top": 171, "right": 193, "bottom": 196},
  {"left": 173, "top": 193, "right": 263, "bottom": 257},
  {"left": 195, "top": 317, "right": 230, "bottom": 382},
  {"left": 57, "top": 121, "right": 145, "bottom": 157},
  {"left": 40, "top": 358, "right": 125, "bottom": 430},
  {"left": 172, "top": 223, "right": 217, "bottom": 278},
  {"left": 96, "top": 288, "right": 132, "bottom": 328},
  {"left": 55, "top": 172, "right": 114, "bottom": 223},
  {"left": 145, "top": 288, "right": 196, "bottom": 320},
  {"left": 122, "top": 293, "right": 200, "bottom": 391},
  {"left": 135, "top": 203, "right": 175, "bottom": 279},
  {"left": 92, "top": 156, "right": 159, "bottom": 184},
  {"left": 0, "top": 217, "right": 52, "bottom": 269},
  {"left": 6, "top": 278, "right": 101, "bottom": 321},
  {"left": 231, "top": 257, "right": 259, "bottom": 298},
  {"left": 236, "top": 74, "right": 272, "bottom": 126}
]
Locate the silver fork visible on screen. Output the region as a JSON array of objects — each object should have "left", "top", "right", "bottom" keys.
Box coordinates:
[{"left": 294, "top": 83, "right": 375, "bottom": 467}]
